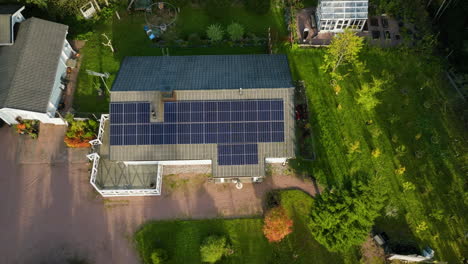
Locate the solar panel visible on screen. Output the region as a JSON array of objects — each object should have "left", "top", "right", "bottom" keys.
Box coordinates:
[
  {"left": 109, "top": 100, "right": 286, "bottom": 165},
  {"left": 218, "top": 144, "right": 258, "bottom": 166}
]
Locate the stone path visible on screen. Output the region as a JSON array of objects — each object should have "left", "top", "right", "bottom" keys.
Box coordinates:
[{"left": 0, "top": 125, "right": 317, "bottom": 264}]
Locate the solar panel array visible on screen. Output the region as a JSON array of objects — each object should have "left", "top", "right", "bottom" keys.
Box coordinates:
[
  {"left": 218, "top": 144, "right": 258, "bottom": 165},
  {"left": 109, "top": 100, "right": 285, "bottom": 166}
]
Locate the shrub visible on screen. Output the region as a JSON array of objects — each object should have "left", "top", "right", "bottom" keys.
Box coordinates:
[
  {"left": 200, "top": 235, "right": 229, "bottom": 263},
  {"left": 227, "top": 22, "right": 244, "bottom": 41},
  {"left": 244, "top": 0, "right": 271, "bottom": 15},
  {"left": 64, "top": 113, "right": 98, "bottom": 148},
  {"left": 14, "top": 119, "right": 39, "bottom": 139},
  {"left": 206, "top": 24, "right": 224, "bottom": 42},
  {"left": 356, "top": 77, "right": 386, "bottom": 111},
  {"left": 151, "top": 249, "right": 168, "bottom": 264},
  {"left": 262, "top": 206, "right": 293, "bottom": 242}
]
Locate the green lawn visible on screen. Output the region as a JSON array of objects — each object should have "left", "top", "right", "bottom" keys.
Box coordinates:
[
  {"left": 73, "top": 2, "right": 284, "bottom": 115},
  {"left": 134, "top": 190, "right": 358, "bottom": 264},
  {"left": 287, "top": 47, "right": 467, "bottom": 262},
  {"left": 176, "top": 3, "right": 287, "bottom": 38}
]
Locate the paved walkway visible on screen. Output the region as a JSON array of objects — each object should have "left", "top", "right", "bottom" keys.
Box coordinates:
[{"left": 0, "top": 125, "right": 317, "bottom": 264}]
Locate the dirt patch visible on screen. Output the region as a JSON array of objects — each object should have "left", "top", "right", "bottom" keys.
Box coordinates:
[
  {"left": 162, "top": 164, "right": 211, "bottom": 175},
  {"left": 163, "top": 173, "right": 208, "bottom": 195},
  {"left": 361, "top": 236, "right": 386, "bottom": 264}
]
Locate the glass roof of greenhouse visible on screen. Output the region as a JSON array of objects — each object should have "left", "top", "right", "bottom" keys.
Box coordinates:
[{"left": 318, "top": 0, "right": 368, "bottom": 20}]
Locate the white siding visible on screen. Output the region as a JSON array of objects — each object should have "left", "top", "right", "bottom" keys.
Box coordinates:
[{"left": 46, "top": 39, "right": 74, "bottom": 116}]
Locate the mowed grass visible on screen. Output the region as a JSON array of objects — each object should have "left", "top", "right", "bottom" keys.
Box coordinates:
[
  {"left": 134, "top": 190, "right": 358, "bottom": 264},
  {"left": 135, "top": 219, "right": 271, "bottom": 264},
  {"left": 73, "top": 2, "right": 283, "bottom": 114},
  {"left": 288, "top": 47, "right": 467, "bottom": 262},
  {"left": 176, "top": 3, "right": 287, "bottom": 38}
]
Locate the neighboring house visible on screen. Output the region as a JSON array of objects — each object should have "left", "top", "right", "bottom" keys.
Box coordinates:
[
  {"left": 0, "top": 16, "right": 74, "bottom": 125},
  {"left": 88, "top": 54, "right": 295, "bottom": 197},
  {"left": 316, "top": 0, "right": 368, "bottom": 32},
  {"left": 0, "top": 5, "right": 25, "bottom": 46}
]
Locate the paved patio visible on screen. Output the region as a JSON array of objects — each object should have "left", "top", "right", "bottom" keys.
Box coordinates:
[{"left": 0, "top": 124, "right": 318, "bottom": 264}]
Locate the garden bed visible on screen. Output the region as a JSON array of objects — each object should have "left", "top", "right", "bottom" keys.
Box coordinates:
[
  {"left": 63, "top": 114, "right": 98, "bottom": 148},
  {"left": 14, "top": 119, "right": 40, "bottom": 139}
]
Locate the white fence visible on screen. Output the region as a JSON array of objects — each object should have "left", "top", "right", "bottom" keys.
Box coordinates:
[{"left": 89, "top": 114, "right": 108, "bottom": 146}]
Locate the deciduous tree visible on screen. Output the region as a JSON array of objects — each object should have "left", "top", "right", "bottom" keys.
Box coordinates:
[
  {"left": 356, "top": 77, "right": 386, "bottom": 111},
  {"left": 263, "top": 206, "right": 293, "bottom": 242},
  {"left": 322, "top": 29, "right": 364, "bottom": 73}
]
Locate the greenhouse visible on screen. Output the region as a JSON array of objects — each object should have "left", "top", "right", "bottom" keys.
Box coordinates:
[{"left": 316, "top": 0, "right": 368, "bottom": 32}]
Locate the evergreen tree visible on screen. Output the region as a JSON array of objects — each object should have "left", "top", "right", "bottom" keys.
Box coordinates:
[{"left": 309, "top": 177, "right": 387, "bottom": 252}]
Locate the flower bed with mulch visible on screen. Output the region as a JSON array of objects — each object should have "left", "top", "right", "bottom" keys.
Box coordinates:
[
  {"left": 14, "top": 119, "right": 39, "bottom": 139},
  {"left": 64, "top": 114, "right": 98, "bottom": 148}
]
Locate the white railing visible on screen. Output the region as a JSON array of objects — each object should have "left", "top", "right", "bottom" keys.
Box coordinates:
[
  {"left": 86, "top": 153, "right": 102, "bottom": 193},
  {"left": 86, "top": 152, "right": 163, "bottom": 197},
  {"left": 89, "top": 114, "right": 108, "bottom": 146}
]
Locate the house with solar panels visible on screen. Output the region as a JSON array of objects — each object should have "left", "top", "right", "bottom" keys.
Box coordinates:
[{"left": 87, "top": 54, "right": 295, "bottom": 197}]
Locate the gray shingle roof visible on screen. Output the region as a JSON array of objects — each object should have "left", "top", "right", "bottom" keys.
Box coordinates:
[
  {"left": 0, "top": 17, "right": 68, "bottom": 113},
  {"left": 0, "top": 15, "right": 11, "bottom": 44},
  {"left": 112, "top": 54, "right": 293, "bottom": 92},
  {"left": 0, "top": 5, "right": 24, "bottom": 45},
  {"left": 0, "top": 5, "right": 23, "bottom": 14}
]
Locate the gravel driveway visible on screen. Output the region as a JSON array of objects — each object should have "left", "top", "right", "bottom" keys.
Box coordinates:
[{"left": 0, "top": 125, "right": 317, "bottom": 264}]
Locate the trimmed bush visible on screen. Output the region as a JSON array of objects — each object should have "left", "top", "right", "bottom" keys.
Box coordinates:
[
  {"left": 262, "top": 206, "right": 293, "bottom": 242},
  {"left": 206, "top": 24, "right": 224, "bottom": 42},
  {"left": 200, "top": 235, "right": 228, "bottom": 263},
  {"left": 227, "top": 22, "right": 245, "bottom": 41}
]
